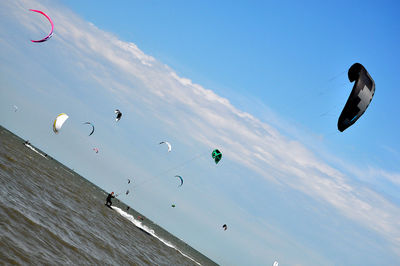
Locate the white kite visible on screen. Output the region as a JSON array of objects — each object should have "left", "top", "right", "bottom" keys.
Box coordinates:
[
  {"left": 53, "top": 113, "right": 69, "bottom": 134},
  {"left": 159, "top": 141, "right": 172, "bottom": 152}
]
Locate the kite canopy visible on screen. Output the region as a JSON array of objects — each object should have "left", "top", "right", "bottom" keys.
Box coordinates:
[
  {"left": 115, "top": 109, "right": 122, "bottom": 122},
  {"left": 53, "top": 113, "right": 69, "bottom": 134},
  {"left": 174, "top": 175, "right": 183, "bottom": 187},
  {"left": 171, "top": 204, "right": 176, "bottom": 208},
  {"left": 273, "top": 261, "right": 279, "bottom": 266},
  {"left": 212, "top": 149, "right": 222, "bottom": 164},
  {"left": 29, "top": 9, "right": 54, "bottom": 43},
  {"left": 338, "top": 63, "right": 375, "bottom": 132},
  {"left": 159, "top": 141, "right": 172, "bottom": 152},
  {"left": 127, "top": 179, "right": 131, "bottom": 184},
  {"left": 222, "top": 224, "right": 227, "bottom": 231},
  {"left": 13, "top": 105, "right": 18, "bottom": 112},
  {"left": 93, "top": 147, "right": 99, "bottom": 153},
  {"left": 83, "top": 122, "right": 95, "bottom": 136}
]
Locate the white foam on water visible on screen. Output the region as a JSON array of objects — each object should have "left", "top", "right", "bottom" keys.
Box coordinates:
[
  {"left": 61, "top": 167, "right": 75, "bottom": 176},
  {"left": 112, "top": 206, "right": 201, "bottom": 265},
  {"left": 24, "top": 143, "right": 47, "bottom": 159}
]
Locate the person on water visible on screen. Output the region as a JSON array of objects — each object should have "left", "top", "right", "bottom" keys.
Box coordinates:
[{"left": 105, "top": 192, "right": 115, "bottom": 207}]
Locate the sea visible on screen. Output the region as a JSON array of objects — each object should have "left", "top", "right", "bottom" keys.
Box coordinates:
[{"left": 0, "top": 125, "right": 217, "bottom": 265}]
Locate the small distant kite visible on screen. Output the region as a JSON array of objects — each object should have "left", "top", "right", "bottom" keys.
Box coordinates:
[
  {"left": 273, "top": 261, "right": 279, "bottom": 266},
  {"left": 222, "top": 224, "right": 227, "bottom": 231},
  {"left": 29, "top": 9, "right": 54, "bottom": 43},
  {"left": 93, "top": 147, "right": 99, "bottom": 153},
  {"left": 212, "top": 149, "right": 222, "bottom": 164},
  {"left": 127, "top": 179, "right": 131, "bottom": 184},
  {"left": 115, "top": 109, "right": 122, "bottom": 122},
  {"left": 171, "top": 204, "right": 176, "bottom": 208},
  {"left": 338, "top": 63, "right": 375, "bottom": 132},
  {"left": 13, "top": 105, "right": 18, "bottom": 112},
  {"left": 174, "top": 175, "right": 183, "bottom": 187},
  {"left": 159, "top": 141, "right": 172, "bottom": 152},
  {"left": 53, "top": 113, "right": 69, "bottom": 134},
  {"left": 83, "top": 122, "right": 95, "bottom": 136},
  {"left": 125, "top": 189, "right": 130, "bottom": 195}
]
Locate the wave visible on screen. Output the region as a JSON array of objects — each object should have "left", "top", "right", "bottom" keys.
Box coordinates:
[
  {"left": 112, "top": 207, "right": 201, "bottom": 265},
  {"left": 61, "top": 167, "right": 75, "bottom": 176},
  {"left": 24, "top": 143, "right": 48, "bottom": 159}
]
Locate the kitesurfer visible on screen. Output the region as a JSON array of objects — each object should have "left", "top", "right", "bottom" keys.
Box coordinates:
[{"left": 105, "top": 192, "right": 115, "bottom": 207}]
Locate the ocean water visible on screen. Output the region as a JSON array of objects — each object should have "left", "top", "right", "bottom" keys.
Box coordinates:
[{"left": 0, "top": 126, "right": 217, "bottom": 265}]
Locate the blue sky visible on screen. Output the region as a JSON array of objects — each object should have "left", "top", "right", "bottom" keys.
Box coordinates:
[{"left": 1, "top": 0, "right": 400, "bottom": 265}]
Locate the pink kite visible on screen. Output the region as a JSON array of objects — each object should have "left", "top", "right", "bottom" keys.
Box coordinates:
[{"left": 29, "top": 9, "right": 54, "bottom": 43}]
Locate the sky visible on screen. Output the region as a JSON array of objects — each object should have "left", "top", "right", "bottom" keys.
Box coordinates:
[{"left": 1, "top": 0, "right": 400, "bottom": 265}]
